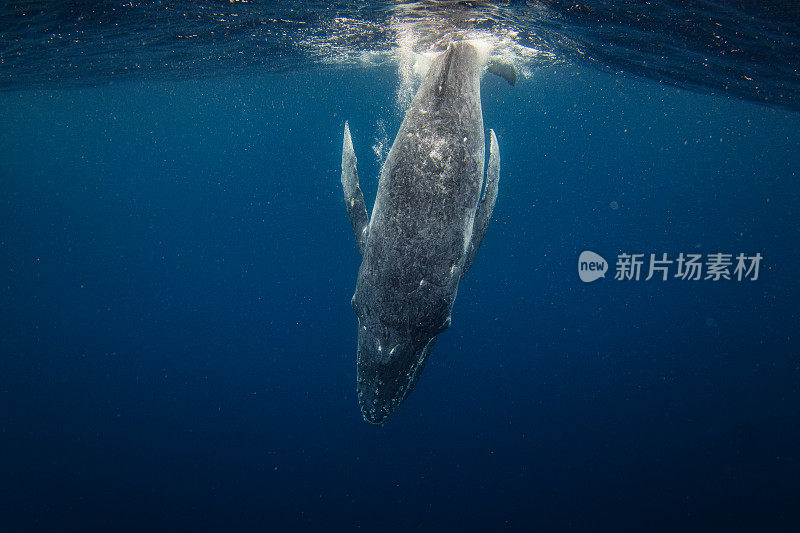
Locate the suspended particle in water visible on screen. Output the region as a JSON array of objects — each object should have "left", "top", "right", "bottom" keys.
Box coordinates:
[{"left": 609, "top": 200, "right": 619, "bottom": 210}]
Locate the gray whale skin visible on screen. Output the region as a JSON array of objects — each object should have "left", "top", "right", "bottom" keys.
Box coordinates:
[{"left": 340, "top": 41, "right": 501, "bottom": 424}]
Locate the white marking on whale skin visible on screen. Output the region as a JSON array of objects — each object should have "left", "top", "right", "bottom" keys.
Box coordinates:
[
  {"left": 462, "top": 214, "right": 476, "bottom": 255},
  {"left": 428, "top": 135, "right": 450, "bottom": 163}
]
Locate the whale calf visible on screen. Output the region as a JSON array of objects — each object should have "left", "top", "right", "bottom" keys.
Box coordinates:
[{"left": 341, "top": 41, "right": 500, "bottom": 424}]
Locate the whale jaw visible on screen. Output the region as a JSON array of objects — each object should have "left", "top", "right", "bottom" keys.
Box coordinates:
[{"left": 355, "top": 325, "right": 437, "bottom": 424}]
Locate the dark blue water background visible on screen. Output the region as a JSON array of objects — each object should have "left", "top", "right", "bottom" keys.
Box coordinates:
[{"left": 1, "top": 3, "right": 799, "bottom": 531}]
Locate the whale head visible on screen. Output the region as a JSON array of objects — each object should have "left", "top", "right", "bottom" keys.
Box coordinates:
[{"left": 354, "top": 320, "right": 441, "bottom": 424}]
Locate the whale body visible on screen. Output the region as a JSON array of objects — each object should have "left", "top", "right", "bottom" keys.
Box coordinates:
[{"left": 340, "top": 41, "right": 500, "bottom": 424}]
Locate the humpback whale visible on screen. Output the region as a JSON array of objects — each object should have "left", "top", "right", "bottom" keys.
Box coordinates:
[{"left": 341, "top": 41, "right": 501, "bottom": 424}]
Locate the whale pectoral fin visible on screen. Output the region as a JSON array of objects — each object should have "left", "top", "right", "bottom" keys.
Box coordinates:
[
  {"left": 341, "top": 121, "right": 370, "bottom": 255},
  {"left": 463, "top": 129, "right": 500, "bottom": 276}
]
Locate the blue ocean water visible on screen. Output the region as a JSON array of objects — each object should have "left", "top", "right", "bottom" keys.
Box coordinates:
[{"left": 1, "top": 2, "right": 799, "bottom": 531}]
